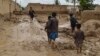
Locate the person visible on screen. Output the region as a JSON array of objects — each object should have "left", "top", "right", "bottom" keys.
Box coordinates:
[
  {"left": 73, "top": 24, "right": 85, "bottom": 53},
  {"left": 45, "top": 16, "right": 52, "bottom": 44},
  {"left": 46, "top": 12, "right": 58, "bottom": 48},
  {"left": 29, "top": 7, "right": 35, "bottom": 22},
  {"left": 69, "top": 13, "right": 78, "bottom": 32}
]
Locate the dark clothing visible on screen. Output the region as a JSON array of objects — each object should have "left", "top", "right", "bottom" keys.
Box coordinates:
[
  {"left": 45, "top": 21, "right": 51, "bottom": 39},
  {"left": 49, "top": 17, "right": 58, "bottom": 32},
  {"left": 74, "top": 30, "right": 85, "bottom": 48},
  {"left": 45, "top": 17, "right": 58, "bottom": 40},
  {"left": 70, "top": 16, "right": 78, "bottom": 32},
  {"left": 45, "top": 21, "right": 51, "bottom": 33},
  {"left": 29, "top": 10, "right": 35, "bottom": 19},
  {"left": 72, "top": 27, "right": 75, "bottom": 33},
  {"left": 70, "top": 17, "right": 78, "bottom": 27}
]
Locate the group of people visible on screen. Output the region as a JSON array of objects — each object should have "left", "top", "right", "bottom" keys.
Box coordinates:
[{"left": 28, "top": 7, "right": 85, "bottom": 54}]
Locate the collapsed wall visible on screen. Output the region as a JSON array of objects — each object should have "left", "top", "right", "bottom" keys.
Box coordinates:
[
  {"left": 24, "top": 3, "right": 68, "bottom": 14},
  {"left": 36, "top": 14, "right": 68, "bottom": 25},
  {"left": 24, "top": 3, "right": 69, "bottom": 25},
  {"left": 81, "top": 10, "right": 100, "bottom": 22},
  {"left": 0, "top": 0, "right": 21, "bottom": 15}
]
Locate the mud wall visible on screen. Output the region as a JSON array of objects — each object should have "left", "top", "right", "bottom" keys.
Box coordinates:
[
  {"left": 81, "top": 10, "right": 100, "bottom": 22},
  {"left": 95, "top": 6, "right": 100, "bottom": 12},
  {"left": 25, "top": 3, "right": 68, "bottom": 14},
  {"left": 0, "top": 0, "right": 21, "bottom": 15},
  {"left": 36, "top": 14, "right": 68, "bottom": 24}
]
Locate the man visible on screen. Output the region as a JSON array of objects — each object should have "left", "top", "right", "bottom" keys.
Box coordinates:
[
  {"left": 69, "top": 13, "right": 78, "bottom": 32},
  {"left": 73, "top": 24, "right": 85, "bottom": 53},
  {"left": 46, "top": 12, "right": 59, "bottom": 48},
  {"left": 29, "top": 7, "right": 35, "bottom": 22}
]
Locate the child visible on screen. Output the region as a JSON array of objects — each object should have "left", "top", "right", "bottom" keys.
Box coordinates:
[
  {"left": 45, "top": 16, "right": 52, "bottom": 44},
  {"left": 73, "top": 23, "right": 85, "bottom": 53}
]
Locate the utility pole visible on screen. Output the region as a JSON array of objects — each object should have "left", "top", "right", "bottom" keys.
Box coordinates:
[
  {"left": 73, "top": 0, "right": 76, "bottom": 14},
  {"left": 74, "top": 0, "right": 76, "bottom": 9},
  {"left": 15, "top": 0, "right": 17, "bottom": 10},
  {"left": 9, "top": 0, "right": 12, "bottom": 19}
]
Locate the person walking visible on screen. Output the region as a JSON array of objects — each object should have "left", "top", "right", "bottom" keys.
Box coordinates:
[
  {"left": 45, "top": 16, "right": 52, "bottom": 44},
  {"left": 29, "top": 7, "right": 35, "bottom": 22},
  {"left": 45, "top": 12, "right": 59, "bottom": 48},
  {"left": 73, "top": 23, "right": 85, "bottom": 53},
  {"left": 69, "top": 13, "right": 78, "bottom": 32}
]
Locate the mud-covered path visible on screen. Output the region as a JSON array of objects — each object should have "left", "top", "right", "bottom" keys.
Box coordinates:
[{"left": 0, "top": 15, "right": 98, "bottom": 56}]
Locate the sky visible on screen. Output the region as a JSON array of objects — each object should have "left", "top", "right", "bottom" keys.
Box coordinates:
[{"left": 14, "top": 0, "right": 100, "bottom": 7}]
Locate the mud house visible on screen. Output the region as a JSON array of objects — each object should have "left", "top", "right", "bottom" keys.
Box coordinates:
[
  {"left": 25, "top": 3, "right": 68, "bottom": 14},
  {"left": 0, "top": 0, "right": 21, "bottom": 15}
]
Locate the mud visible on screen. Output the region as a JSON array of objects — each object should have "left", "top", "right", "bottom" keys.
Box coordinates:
[{"left": 0, "top": 15, "right": 100, "bottom": 56}]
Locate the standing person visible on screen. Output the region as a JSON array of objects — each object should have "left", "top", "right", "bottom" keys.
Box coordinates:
[
  {"left": 73, "top": 24, "right": 85, "bottom": 53},
  {"left": 29, "top": 7, "right": 35, "bottom": 22},
  {"left": 45, "top": 12, "right": 59, "bottom": 48},
  {"left": 50, "top": 12, "right": 59, "bottom": 48},
  {"left": 45, "top": 16, "right": 52, "bottom": 44},
  {"left": 69, "top": 13, "right": 78, "bottom": 32}
]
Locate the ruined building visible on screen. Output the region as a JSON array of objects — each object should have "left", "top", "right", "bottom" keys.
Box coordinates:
[
  {"left": 0, "top": 0, "right": 21, "bottom": 15},
  {"left": 25, "top": 3, "right": 68, "bottom": 14}
]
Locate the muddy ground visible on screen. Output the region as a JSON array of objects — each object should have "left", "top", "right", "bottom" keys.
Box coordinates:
[{"left": 0, "top": 15, "right": 100, "bottom": 56}]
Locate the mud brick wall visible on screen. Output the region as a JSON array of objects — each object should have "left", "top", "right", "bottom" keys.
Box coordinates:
[
  {"left": 81, "top": 10, "right": 100, "bottom": 22},
  {"left": 25, "top": 3, "right": 68, "bottom": 14},
  {"left": 0, "top": 0, "right": 21, "bottom": 15}
]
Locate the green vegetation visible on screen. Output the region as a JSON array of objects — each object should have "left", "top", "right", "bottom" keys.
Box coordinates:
[{"left": 78, "top": 0, "right": 95, "bottom": 10}]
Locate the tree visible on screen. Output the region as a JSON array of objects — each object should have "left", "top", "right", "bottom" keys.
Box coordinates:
[
  {"left": 78, "top": 0, "right": 95, "bottom": 10},
  {"left": 55, "top": 0, "right": 59, "bottom": 5}
]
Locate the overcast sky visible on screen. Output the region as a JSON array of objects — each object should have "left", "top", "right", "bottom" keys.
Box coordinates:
[{"left": 14, "top": 0, "right": 100, "bottom": 7}]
